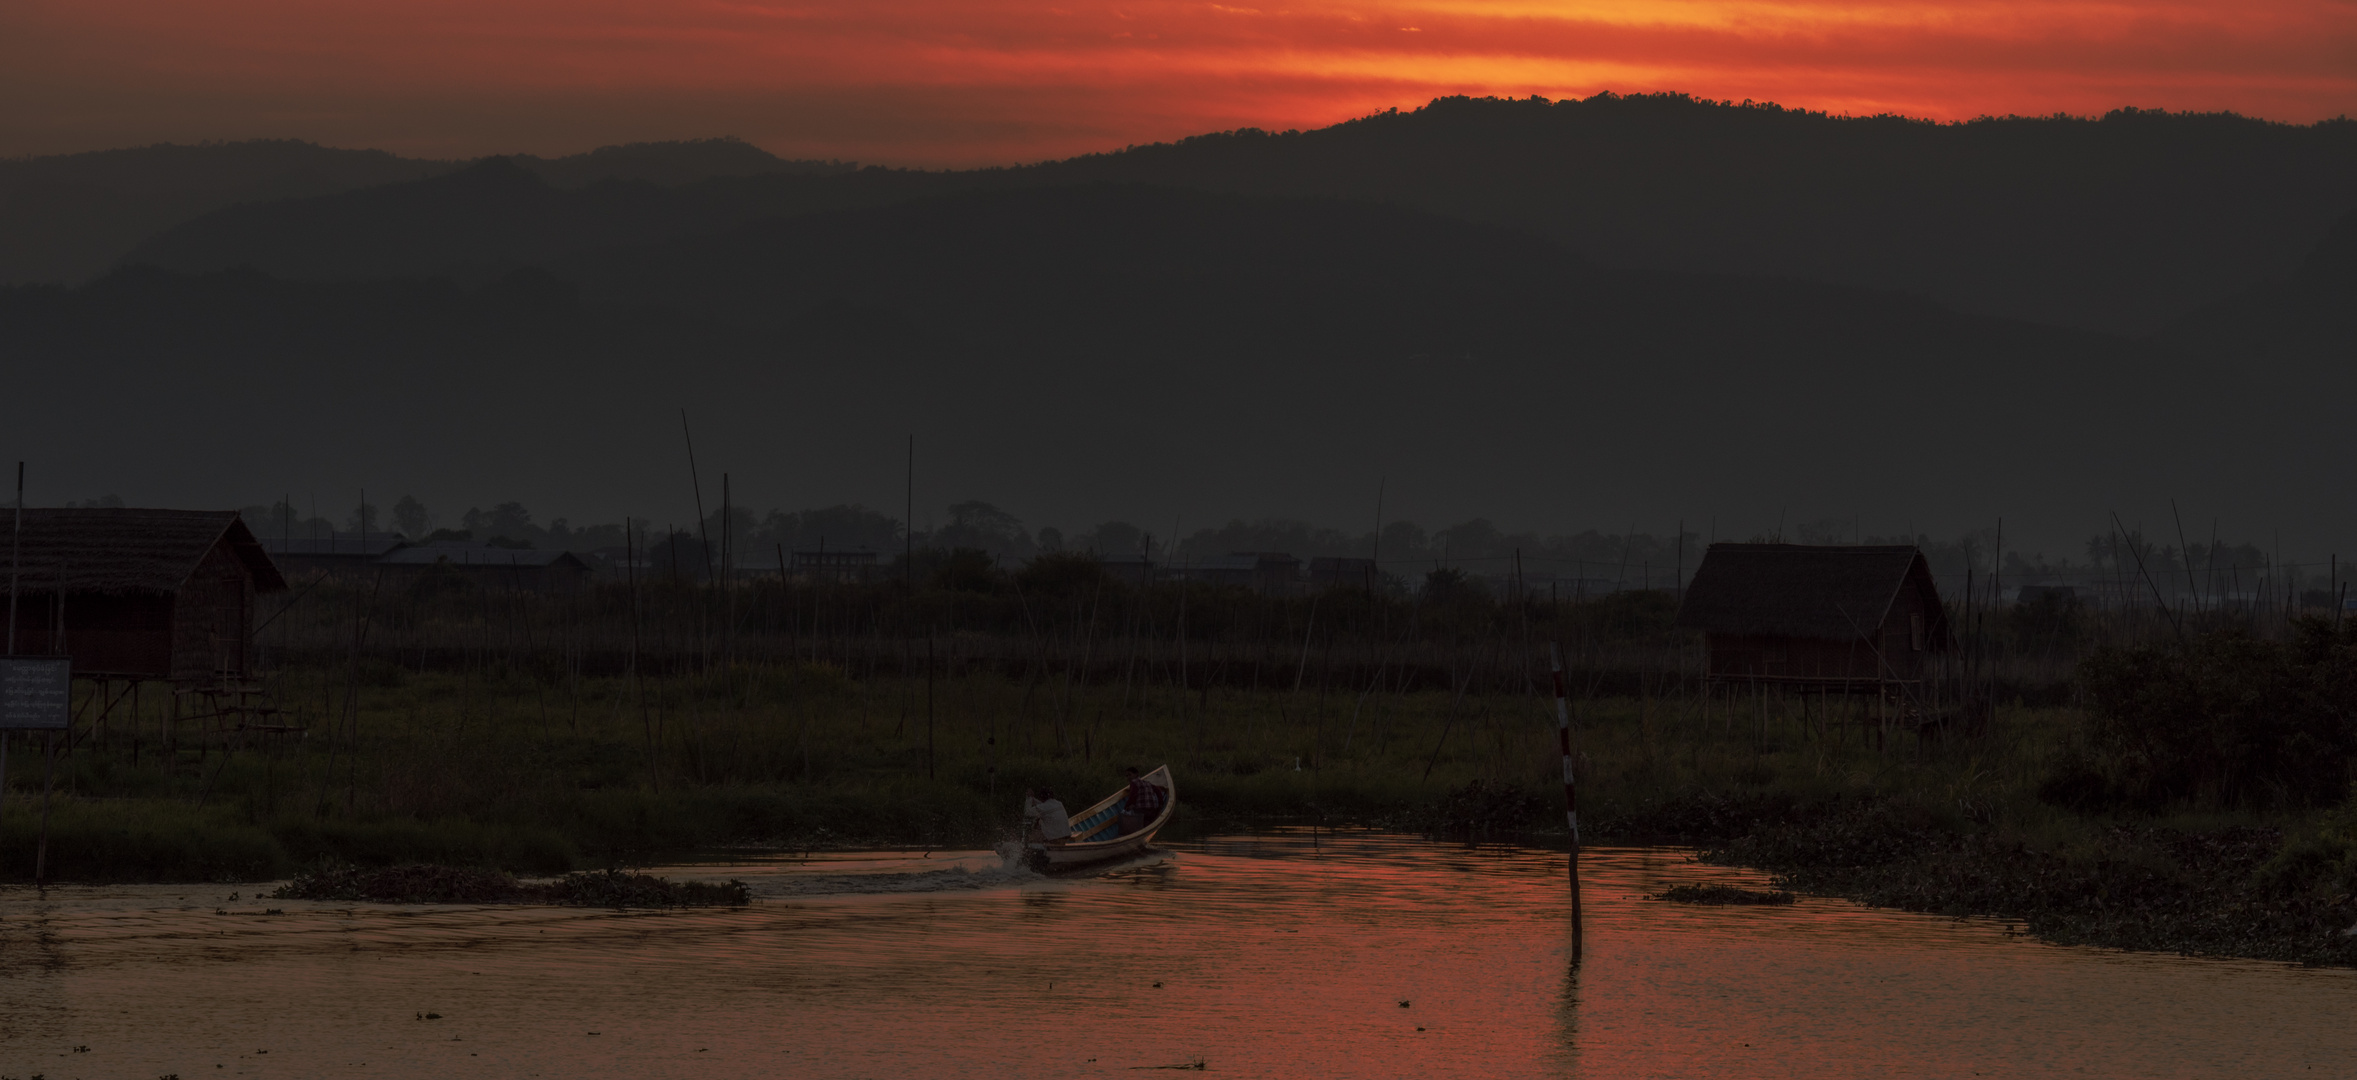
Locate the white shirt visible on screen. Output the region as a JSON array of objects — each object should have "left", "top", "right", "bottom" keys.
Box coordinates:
[{"left": 1024, "top": 796, "right": 1072, "bottom": 840}]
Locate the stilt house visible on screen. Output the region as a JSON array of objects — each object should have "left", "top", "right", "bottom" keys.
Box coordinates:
[
  {"left": 2, "top": 509, "right": 287, "bottom": 681},
  {"left": 1674, "top": 543, "right": 1950, "bottom": 688}
]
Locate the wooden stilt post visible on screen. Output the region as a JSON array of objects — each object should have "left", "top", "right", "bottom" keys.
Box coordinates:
[
  {"left": 36, "top": 730, "right": 53, "bottom": 889},
  {"left": 1548, "top": 642, "right": 1583, "bottom": 965}
]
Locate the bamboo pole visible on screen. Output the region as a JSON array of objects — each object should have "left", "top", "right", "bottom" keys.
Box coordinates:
[
  {"left": 627, "top": 519, "right": 657, "bottom": 793},
  {"left": 3, "top": 462, "right": 19, "bottom": 819},
  {"left": 7, "top": 461, "right": 19, "bottom": 653},
  {"left": 1549, "top": 642, "right": 1582, "bottom": 965},
  {"left": 925, "top": 628, "right": 936, "bottom": 780}
]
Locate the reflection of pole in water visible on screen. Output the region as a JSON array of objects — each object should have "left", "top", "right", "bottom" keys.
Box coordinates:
[{"left": 1549, "top": 643, "right": 1582, "bottom": 965}]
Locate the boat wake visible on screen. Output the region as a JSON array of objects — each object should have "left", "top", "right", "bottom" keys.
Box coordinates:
[
  {"left": 735, "top": 844, "right": 1177, "bottom": 897},
  {"left": 749, "top": 851, "right": 1047, "bottom": 898}
]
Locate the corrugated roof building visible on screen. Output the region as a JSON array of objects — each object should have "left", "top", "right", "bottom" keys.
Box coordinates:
[
  {"left": 259, "top": 533, "right": 408, "bottom": 577},
  {"left": 374, "top": 541, "right": 592, "bottom": 591}
]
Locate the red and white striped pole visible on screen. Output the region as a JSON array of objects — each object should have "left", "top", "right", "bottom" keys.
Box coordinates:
[{"left": 1550, "top": 642, "right": 1583, "bottom": 964}]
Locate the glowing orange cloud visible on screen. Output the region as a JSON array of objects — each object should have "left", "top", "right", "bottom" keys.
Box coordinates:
[{"left": 1, "top": 1, "right": 2350, "bottom": 163}]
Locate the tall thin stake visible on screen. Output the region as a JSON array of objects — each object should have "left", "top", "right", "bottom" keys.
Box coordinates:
[
  {"left": 4, "top": 463, "right": 21, "bottom": 818},
  {"left": 723, "top": 472, "right": 735, "bottom": 667},
  {"left": 1549, "top": 642, "right": 1583, "bottom": 965},
  {"left": 682, "top": 410, "right": 713, "bottom": 586},
  {"left": 925, "top": 629, "right": 937, "bottom": 780},
  {"left": 8, "top": 462, "right": 20, "bottom": 655},
  {"left": 904, "top": 436, "right": 915, "bottom": 591},
  {"left": 1675, "top": 519, "right": 1685, "bottom": 600},
  {"left": 627, "top": 519, "right": 657, "bottom": 792}
]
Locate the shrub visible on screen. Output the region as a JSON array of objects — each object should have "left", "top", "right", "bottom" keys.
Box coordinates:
[
  {"left": 2254, "top": 792, "right": 2357, "bottom": 897},
  {"left": 2072, "top": 623, "right": 2357, "bottom": 810},
  {"left": 0, "top": 801, "right": 288, "bottom": 882}
]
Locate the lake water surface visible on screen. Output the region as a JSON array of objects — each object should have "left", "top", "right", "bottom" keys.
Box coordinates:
[{"left": 3, "top": 831, "right": 2351, "bottom": 1078}]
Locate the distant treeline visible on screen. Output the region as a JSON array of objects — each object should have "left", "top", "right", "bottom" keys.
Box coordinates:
[{"left": 216, "top": 492, "right": 2341, "bottom": 603}]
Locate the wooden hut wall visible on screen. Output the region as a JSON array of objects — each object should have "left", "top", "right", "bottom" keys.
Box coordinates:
[
  {"left": 1705, "top": 599, "right": 1939, "bottom": 682},
  {"left": 170, "top": 541, "right": 257, "bottom": 680},
  {"left": 5, "top": 592, "right": 178, "bottom": 677},
  {"left": 1705, "top": 610, "right": 1934, "bottom": 683},
  {"left": 1879, "top": 582, "right": 1935, "bottom": 679},
  {"left": 1707, "top": 632, "right": 1887, "bottom": 682}
]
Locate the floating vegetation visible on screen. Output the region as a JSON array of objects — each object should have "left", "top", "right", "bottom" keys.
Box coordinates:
[
  {"left": 540, "top": 868, "right": 752, "bottom": 908},
  {"left": 274, "top": 864, "right": 750, "bottom": 908},
  {"left": 1654, "top": 884, "right": 1797, "bottom": 905},
  {"left": 276, "top": 864, "right": 520, "bottom": 904}
]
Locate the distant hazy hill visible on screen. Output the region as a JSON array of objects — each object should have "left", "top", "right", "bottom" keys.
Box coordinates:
[
  {"left": 14, "top": 182, "right": 2346, "bottom": 546},
  {"left": 0, "top": 140, "right": 442, "bottom": 285},
  {"left": 127, "top": 157, "right": 942, "bottom": 283},
  {"left": 0, "top": 137, "right": 852, "bottom": 285},
  {"left": 515, "top": 139, "right": 853, "bottom": 189},
  {"left": 109, "top": 95, "right": 2357, "bottom": 334},
  {"left": 2165, "top": 209, "right": 2357, "bottom": 363}
]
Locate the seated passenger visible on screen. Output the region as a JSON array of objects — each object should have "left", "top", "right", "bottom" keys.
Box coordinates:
[
  {"left": 1023, "top": 788, "right": 1072, "bottom": 844},
  {"left": 1118, "top": 766, "right": 1168, "bottom": 836}
]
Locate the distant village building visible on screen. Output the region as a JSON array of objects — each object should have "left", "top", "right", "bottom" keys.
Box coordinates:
[
  {"left": 259, "top": 533, "right": 406, "bottom": 578},
  {"left": 585, "top": 546, "right": 653, "bottom": 581},
  {"left": 374, "top": 541, "right": 593, "bottom": 591},
  {"left": 2015, "top": 584, "right": 2079, "bottom": 606},
  {"left": 1173, "top": 552, "right": 1301, "bottom": 594},
  {"left": 1545, "top": 576, "right": 1628, "bottom": 601},
  {"left": 4, "top": 509, "right": 287, "bottom": 682},
  {"left": 262, "top": 531, "right": 605, "bottom": 591},
  {"left": 1307, "top": 557, "right": 1378, "bottom": 588},
  {"left": 790, "top": 549, "right": 879, "bottom": 583},
  {"left": 1096, "top": 556, "right": 1155, "bottom": 584},
  {"left": 1675, "top": 543, "right": 1950, "bottom": 688}
]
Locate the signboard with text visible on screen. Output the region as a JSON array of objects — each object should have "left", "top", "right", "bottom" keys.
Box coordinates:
[{"left": 0, "top": 657, "right": 70, "bottom": 729}]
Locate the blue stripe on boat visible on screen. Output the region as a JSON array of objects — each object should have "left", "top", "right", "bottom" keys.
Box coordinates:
[{"left": 1068, "top": 800, "right": 1128, "bottom": 842}]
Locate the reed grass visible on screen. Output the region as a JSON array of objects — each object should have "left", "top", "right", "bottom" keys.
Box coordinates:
[{"left": 0, "top": 658, "right": 2097, "bottom": 881}]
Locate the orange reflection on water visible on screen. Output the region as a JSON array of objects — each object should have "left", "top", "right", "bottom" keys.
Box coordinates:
[{"left": 1, "top": 833, "right": 2352, "bottom": 1078}]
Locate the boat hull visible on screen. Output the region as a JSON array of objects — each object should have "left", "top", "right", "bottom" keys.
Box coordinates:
[{"left": 1028, "top": 764, "right": 1174, "bottom": 871}]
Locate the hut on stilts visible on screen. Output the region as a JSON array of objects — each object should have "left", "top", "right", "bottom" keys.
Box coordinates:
[
  {"left": 4, "top": 509, "right": 289, "bottom": 763},
  {"left": 1673, "top": 543, "right": 1952, "bottom": 741}
]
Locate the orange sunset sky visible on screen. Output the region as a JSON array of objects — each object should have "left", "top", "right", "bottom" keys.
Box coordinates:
[{"left": 3, "top": 0, "right": 2353, "bottom": 165}]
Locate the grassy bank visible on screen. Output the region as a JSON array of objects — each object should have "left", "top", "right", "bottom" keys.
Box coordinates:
[
  {"left": 4, "top": 652, "right": 2352, "bottom": 967},
  {"left": 2, "top": 658, "right": 2040, "bottom": 876}
]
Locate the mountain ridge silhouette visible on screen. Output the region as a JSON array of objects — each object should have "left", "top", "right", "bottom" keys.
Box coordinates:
[{"left": 101, "top": 94, "right": 2357, "bottom": 334}]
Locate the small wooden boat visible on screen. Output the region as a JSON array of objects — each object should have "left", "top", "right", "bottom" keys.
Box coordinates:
[{"left": 1029, "top": 765, "right": 1175, "bottom": 871}]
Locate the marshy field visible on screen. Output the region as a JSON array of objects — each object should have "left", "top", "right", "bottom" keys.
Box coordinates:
[{"left": 5, "top": 557, "right": 2355, "bottom": 967}]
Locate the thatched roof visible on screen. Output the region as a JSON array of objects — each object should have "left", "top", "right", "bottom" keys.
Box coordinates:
[
  {"left": 0, "top": 509, "right": 287, "bottom": 594},
  {"left": 1675, "top": 543, "right": 1946, "bottom": 644}
]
